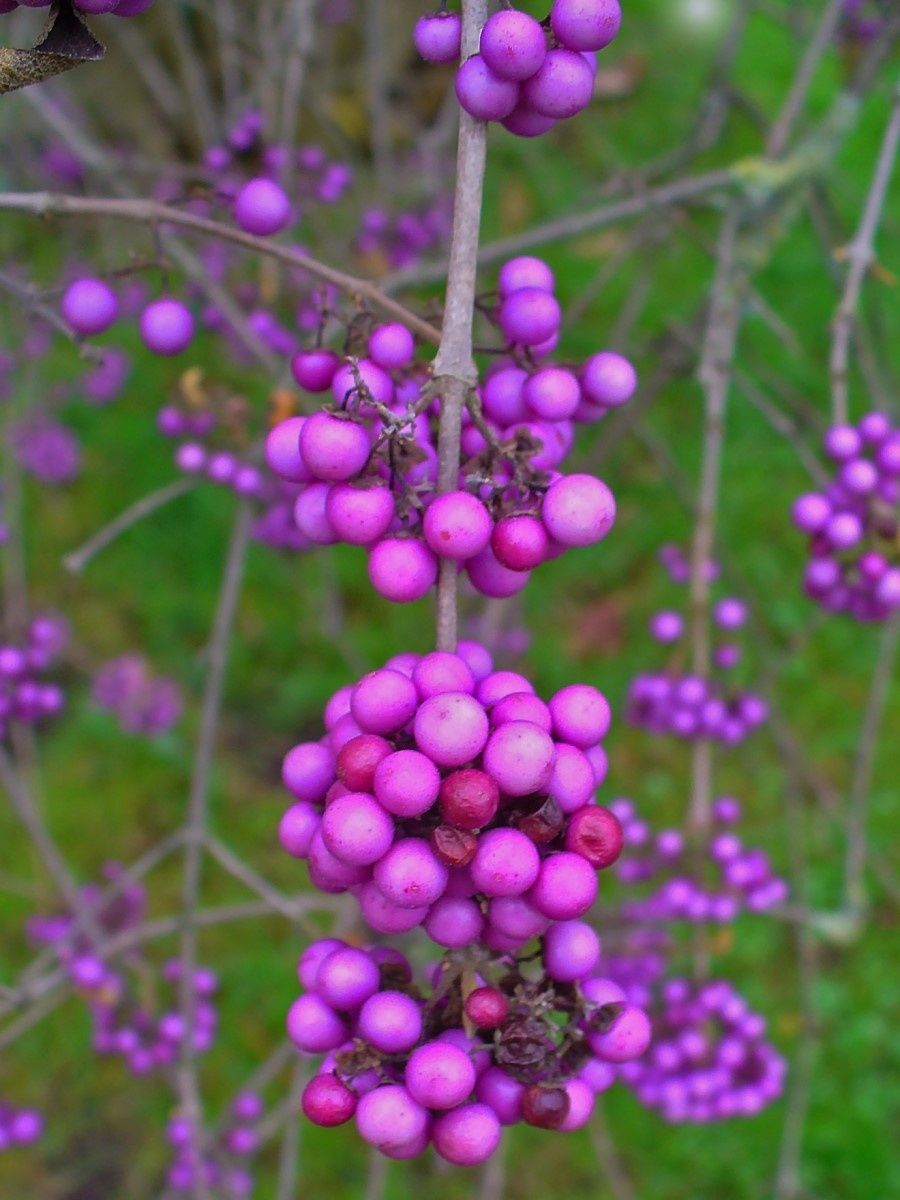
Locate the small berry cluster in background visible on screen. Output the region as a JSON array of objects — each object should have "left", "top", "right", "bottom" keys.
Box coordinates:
[
  {"left": 415, "top": 1, "right": 622, "bottom": 137},
  {"left": 612, "top": 796, "right": 788, "bottom": 923},
  {"left": 165, "top": 1093, "right": 262, "bottom": 1197},
  {"left": 266, "top": 254, "right": 634, "bottom": 602},
  {"left": 293, "top": 938, "right": 650, "bottom": 1163},
  {"left": 618, "top": 979, "right": 786, "bottom": 1124},
  {"left": 91, "top": 654, "right": 183, "bottom": 737},
  {"left": 793, "top": 412, "right": 900, "bottom": 621},
  {"left": 0, "top": 614, "right": 68, "bottom": 743},
  {"left": 626, "top": 552, "right": 768, "bottom": 744},
  {"left": 279, "top": 642, "right": 621, "bottom": 943},
  {"left": 10, "top": 414, "right": 82, "bottom": 486}
]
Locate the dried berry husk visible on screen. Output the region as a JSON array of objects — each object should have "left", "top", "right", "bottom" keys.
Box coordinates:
[{"left": 431, "top": 824, "right": 478, "bottom": 867}]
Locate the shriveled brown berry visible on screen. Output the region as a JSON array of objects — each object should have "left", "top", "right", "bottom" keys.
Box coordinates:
[
  {"left": 516, "top": 795, "right": 564, "bottom": 844},
  {"left": 431, "top": 824, "right": 478, "bottom": 867}
]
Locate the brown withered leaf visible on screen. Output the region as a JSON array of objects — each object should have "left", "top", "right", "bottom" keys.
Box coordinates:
[{"left": 1, "top": 0, "right": 104, "bottom": 96}]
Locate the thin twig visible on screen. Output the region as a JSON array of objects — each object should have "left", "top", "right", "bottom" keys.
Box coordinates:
[
  {"left": 432, "top": 0, "right": 489, "bottom": 653},
  {"left": 0, "top": 191, "right": 443, "bottom": 345},
  {"left": 829, "top": 84, "right": 900, "bottom": 423},
  {"left": 64, "top": 479, "right": 196, "bottom": 574}
]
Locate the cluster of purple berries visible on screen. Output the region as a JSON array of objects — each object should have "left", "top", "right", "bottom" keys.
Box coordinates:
[
  {"left": 612, "top": 796, "right": 788, "bottom": 923},
  {"left": 279, "top": 643, "right": 626, "bottom": 943},
  {"left": 268, "top": 257, "right": 634, "bottom": 602},
  {"left": 91, "top": 654, "right": 183, "bottom": 736},
  {"left": 166, "top": 1093, "right": 262, "bottom": 1197},
  {"left": 793, "top": 412, "right": 900, "bottom": 621},
  {"left": 0, "top": 1103, "right": 43, "bottom": 1154},
  {"left": 158, "top": 400, "right": 312, "bottom": 554},
  {"left": 292, "top": 938, "right": 650, "bottom": 1163},
  {"left": 11, "top": 414, "right": 82, "bottom": 486},
  {"left": 0, "top": 614, "right": 67, "bottom": 742},
  {"left": 618, "top": 979, "right": 786, "bottom": 1123},
  {"left": 840, "top": 0, "right": 885, "bottom": 44},
  {"left": 627, "top": 580, "right": 768, "bottom": 744},
  {"left": 355, "top": 195, "right": 453, "bottom": 270},
  {"left": 415, "top": 2, "right": 622, "bottom": 138},
  {"left": 0, "top": 0, "right": 155, "bottom": 16}
]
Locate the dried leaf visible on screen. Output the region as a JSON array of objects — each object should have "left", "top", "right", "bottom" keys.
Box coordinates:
[{"left": 0, "top": 0, "right": 105, "bottom": 96}]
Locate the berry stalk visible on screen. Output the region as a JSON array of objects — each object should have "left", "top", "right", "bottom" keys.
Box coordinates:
[{"left": 433, "top": 0, "right": 489, "bottom": 652}]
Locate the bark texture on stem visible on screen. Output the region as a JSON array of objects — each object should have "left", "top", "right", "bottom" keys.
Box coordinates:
[{"left": 432, "top": 0, "right": 489, "bottom": 653}]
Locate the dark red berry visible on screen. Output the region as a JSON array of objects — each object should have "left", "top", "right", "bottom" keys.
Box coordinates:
[
  {"left": 516, "top": 795, "right": 564, "bottom": 844},
  {"left": 301, "top": 1073, "right": 357, "bottom": 1127},
  {"left": 336, "top": 734, "right": 393, "bottom": 792},
  {"left": 464, "top": 986, "right": 509, "bottom": 1030},
  {"left": 565, "top": 805, "right": 624, "bottom": 868},
  {"left": 431, "top": 824, "right": 478, "bottom": 867},
  {"left": 439, "top": 768, "right": 500, "bottom": 830},
  {"left": 521, "top": 1084, "right": 570, "bottom": 1129}
]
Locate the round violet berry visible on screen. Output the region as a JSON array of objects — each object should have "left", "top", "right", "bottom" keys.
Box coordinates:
[
  {"left": 62, "top": 277, "right": 118, "bottom": 336},
  {"left": 321, "top": 792, "right": 394, "bottom": 866},
  {"left": 314, "top": 946, "right": 380, "bottom": 1010},
  {"left": 480, "top": 10, "right": 547, "bottom": 82},
  {"left": 286, "top": 994, "right": 348, "bottom": 1053},
  {"left": 551, "top": 0, "right": 622, "bottom": 52},
  {"left": 528, "top": 852, "right": 597, "bottom": 920},
  {"left": 423, "top": 491, "right": 493, "bottom": 560},
  {"left": 368, "top": 537, "right": 438, "bottom": 603},
  {"left": 299, "top": 411, "right": 370, "bottom": 481},
  {"left": 467, "top": 545, "right": 532, "bottom": 597},
  {"left": 282, "top": 741, "right": 335, "bottom": 803},
  {"left": 471, "top": 828, "right": 541, "bottom": 897},
  {"left": 351, "top": 668, "right": 418, "bottom": 734},
  {"left": 414, "top": 691, "right": 490, "bottom": 768},
  {"left": 424, "top": 895, "right": 484, "bottom": 947},
  {"left": 413, "top": 651, "right": 476, "bottom": 699},
  {"left": 581, "top": 351, "right": 636, "bottom": 407},
  {"left": 278, "top": 802, "right": 320, "bottom": 858},
  {"left": 559, "top": 1079, "right": 595, "bottom": 1131},
  {"left": 432, "top": 1103, "right": 501, "bottom": 1166},
  {"left": 523, "top": 366, "right": 582, "bottom": 419},
  {"left": 297, "top": 938, "right": 345, "bottom": 989},
  {"left": 521, "top": 48, "right": 594, "bottom": 119},
  {"left": 414, "top": 11, "right": 462, "bottom": 63},
  {"left": 140, "top": 298, "right": 194, "bottom": 356},
  {"left": 373, "top": 749, "right": 441, "bottom": 818},
  {"left": 357, "top": 992, "right": 423, "bottom": 1053},
  {"left": 542, "top": 919, "right": 600, "bottom": 981},
  {"left": 476, "top": 1067, "right": 524, "bottom": 1124},
  {"left": 406, "top": 1040, "right": 477, "bottom": 1109},
  {"left": 589, "top": 1004, "right": 652, "bottom": 1062},
  {"left": 547, "top": 742, "right": 595, "bottom": 811},
  {"left": 491, "top": 514, "right": 549, "bottom": 572},
  {"left": 368, "top": 323, "right": 415, "bottom": 369},
  {"left": 374, "top": 838, "right": 449, "bottom": 908},
  {"left": 549, "top": 682, "right": 611, "bottom": 747},
  {"left": 356, "top": 1085, "right": 428, "bottom": 1152},
  {"left": 325, "top": 483, "right": 394, "bottom": 545},
  {"left": 482, "top": 720, "right": 555, "bottom": 795},
  {"left": 541, "top": 474, "right": 616, "bottom": 547},
  {"left": 501, "top": 101, "right": 558, "bottom": 137},
  {"left": 455, "top": 55, "right": 520, "bottom": 122},
  {"left": 302, "top": 1074, "right": 357, "bottom": 1126},
  {"left": 499, "top": 287, "right": 561, "bottom": 346},
  {"left": 291, "top": 348, "right": 340, "bottom": 392},
  {"left": 234, "top": 178, "right": 292, "bottom": 236}
]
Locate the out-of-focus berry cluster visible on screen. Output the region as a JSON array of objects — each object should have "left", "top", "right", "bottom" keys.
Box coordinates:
[
  {"left": 0, "top": 614, "right": 68, "bottom": 742},
  {"left": 91, "top": 653, "right": 183, "bottom": 736},
  {"left": 793, "top": 412, "right": 900, "bottom": 621}
]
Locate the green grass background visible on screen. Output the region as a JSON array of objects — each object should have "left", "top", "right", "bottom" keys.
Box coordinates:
[{"left": 1, "top": 0, "right": 898, "bottom": 1196}]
